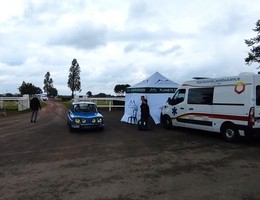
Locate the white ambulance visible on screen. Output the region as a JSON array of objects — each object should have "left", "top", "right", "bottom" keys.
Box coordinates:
[{"left": 160, "top": 72, "right": 260, "bottom": 142}]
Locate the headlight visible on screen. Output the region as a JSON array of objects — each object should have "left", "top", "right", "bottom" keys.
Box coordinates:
[
  {"left": 75, "top": 118, "right": 80, "bottom": 124},
  {"left": 97, "top": 118, "right": 103, "bottom": 123},
  {"left": 91, "top": 118, "right": 103, "bottom": 123},
  {"left": 82, "top": 119, "right": 87, "bottom": 123}
]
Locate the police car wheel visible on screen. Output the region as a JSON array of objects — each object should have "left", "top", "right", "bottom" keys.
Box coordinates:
[{"left": 222, "top": 124, "right": 239, "bottom": 142}]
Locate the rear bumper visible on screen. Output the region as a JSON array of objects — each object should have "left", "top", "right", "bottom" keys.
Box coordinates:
[
  {"left": 237, "top": 124, "right": 260, "bottom": 137},
  {"left": 244, "top": 127, "right": 260, "bottom": 137}
]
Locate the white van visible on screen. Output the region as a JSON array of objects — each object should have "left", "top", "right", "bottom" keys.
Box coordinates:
[
  {"left": 161, "top": 72, "right": 260, "bottom": 142},
  {"left": 40, "top": 94, "right": 48, "bottom": 101}
]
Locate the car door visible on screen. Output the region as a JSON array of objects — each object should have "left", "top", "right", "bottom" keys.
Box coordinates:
[
  {"left": 185, "top": 88, "right": 214, "bottom": 131},
  {"left": 169, "top": 89, "right": 187, "bottom": 127}
]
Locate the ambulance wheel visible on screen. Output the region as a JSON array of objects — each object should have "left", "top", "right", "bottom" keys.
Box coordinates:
[
  {"left": 221, "top": 123, "right": 239, "bottom": 143},
  {"left": 162, "top": 115, "right": 172, "bottom": 129}
]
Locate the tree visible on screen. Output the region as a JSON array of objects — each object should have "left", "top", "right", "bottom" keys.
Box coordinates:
[
  {"left": 245, "top": 19, "right": 260, "bottom": 68},
  {"left": 67, "top": 58, "right": 81, "bottom": 97},
  {"left": 95, "top": 93, "right": 106, "bottom": 97},
  {"left": 18, "top": 81, "right": 42, "bottom": 96},
  {"left": 43, "top": 71, "right": 53, "bottom": 96},
  {"left": 49, "top": 87, "right": 58, "bottom": 97},
  {"left": 114, "top": 84, "right": 130, "bottom": 95},
  {"left": 35, "top": 87, "right": 43, "bottom": 94},
  {"left": 86, "top": 91, "right": 92, "bottom": 97}
]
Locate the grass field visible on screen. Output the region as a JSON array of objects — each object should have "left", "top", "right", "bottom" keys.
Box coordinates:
[
  {"left": 0, "top": 101, "right": 46, "bottom": 117},
  {"left": 62, "top": 101, "right": 72, "bottom": 109}
]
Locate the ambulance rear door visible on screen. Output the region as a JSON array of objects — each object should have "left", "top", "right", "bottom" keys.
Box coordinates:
[{"left": 254, "top": 76, "right": 260, "bottom": 127}]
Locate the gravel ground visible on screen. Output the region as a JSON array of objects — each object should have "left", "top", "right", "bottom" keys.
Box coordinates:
[{"left": 0, "top": 100, "right": 260, "bottom": 200}]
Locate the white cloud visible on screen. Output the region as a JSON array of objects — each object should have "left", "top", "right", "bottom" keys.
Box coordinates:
[{"left": 49, "top": 21, "right": 108, "bottom": 50}]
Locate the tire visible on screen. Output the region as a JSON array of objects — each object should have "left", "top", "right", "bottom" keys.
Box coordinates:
[
  {"left": 161, "top": 115, "right": 173, "bottom": 129},
  {"left": 221, "top": 123, "right": 239, "bottom": 143}
]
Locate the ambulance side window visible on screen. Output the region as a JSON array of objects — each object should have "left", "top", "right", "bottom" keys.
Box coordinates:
[
  {"left": 188, "top": 88, "right": 214, "bottom": 105},
  {"left": 170, "top": 89, "right": 186, "bottom": 105},
  {"left": 256, "top": 85, "right": 260, "bottom": 105}
]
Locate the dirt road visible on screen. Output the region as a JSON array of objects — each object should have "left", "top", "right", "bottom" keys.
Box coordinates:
[{"left": 0, "top": 101, "right": 260, "bottom": 200}]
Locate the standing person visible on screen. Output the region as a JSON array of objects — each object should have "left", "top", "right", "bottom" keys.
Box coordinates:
[
  {"left": 30, "top": 95, "right": 41, "bottom": 123},
  {"left": 140, "top": 95, "right": 145, "bottom": 102},
  {"left": 140, "top": 95, "right": 145, "bottom": 113},
  {"left": 139, "top": 98, "right": 150, "bottom": 131}
]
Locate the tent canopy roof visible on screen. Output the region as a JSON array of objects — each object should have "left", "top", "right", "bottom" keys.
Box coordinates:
[{"left": 126, "top": 72, "right": 179, "bottom": 94}]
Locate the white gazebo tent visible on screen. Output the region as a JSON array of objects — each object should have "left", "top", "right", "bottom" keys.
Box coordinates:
[{"left": 121, "top": 72, "right": 179, "bottom": 124}]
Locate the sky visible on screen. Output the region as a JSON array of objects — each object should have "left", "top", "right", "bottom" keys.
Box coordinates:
[{"left": 0, "top": 0, "right": 259, "bottom": 95}]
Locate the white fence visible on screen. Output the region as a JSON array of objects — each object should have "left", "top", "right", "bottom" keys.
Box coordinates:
[
  {"left": 74, "top": 95, "right": 125, "bottom": 111},
  {"left": 0, "top": 95, "right": 30, "bottom": 116}
]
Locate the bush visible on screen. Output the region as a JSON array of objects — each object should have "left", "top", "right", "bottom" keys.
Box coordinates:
[{"left": 59, "top": 95, "right": 73, "bottom": 102}]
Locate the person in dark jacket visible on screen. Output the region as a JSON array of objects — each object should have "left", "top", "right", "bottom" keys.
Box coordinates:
[
  {"left": 139, "top": 98, "right": 150, "bottom": 130},
  {"left": 30, "top": 95, "right": 41, "bottom": 123},
  {"left": 140, "top": 95, "right": 145, "bottom": 112}
]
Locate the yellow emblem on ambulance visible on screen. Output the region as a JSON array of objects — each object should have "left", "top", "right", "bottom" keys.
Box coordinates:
[{"left": 234, "top": 81, "right": 245, "bottom": 94}]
